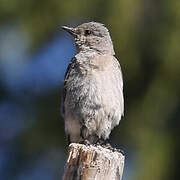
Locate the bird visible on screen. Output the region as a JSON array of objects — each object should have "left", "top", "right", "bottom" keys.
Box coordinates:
[{"left": 61, "top": 22, "right": 124, "bottom": 145}]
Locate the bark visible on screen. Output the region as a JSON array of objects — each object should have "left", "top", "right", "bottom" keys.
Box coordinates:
[{"left": 62, "top": 143, "right": 125, "bottom": 180}]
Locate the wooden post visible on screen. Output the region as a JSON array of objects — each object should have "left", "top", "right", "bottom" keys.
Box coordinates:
[{"left": 62, "top": 143, "right": 125, "bottom": 180}]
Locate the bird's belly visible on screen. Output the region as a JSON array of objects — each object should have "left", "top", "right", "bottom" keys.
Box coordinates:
[{"left": 65, "top": 71, "right": 122, "bottom": 140}]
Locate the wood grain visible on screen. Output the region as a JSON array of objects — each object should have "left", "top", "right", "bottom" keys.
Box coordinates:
[{"left": 62, "top": 143, "right": 125, "bottom": 180}]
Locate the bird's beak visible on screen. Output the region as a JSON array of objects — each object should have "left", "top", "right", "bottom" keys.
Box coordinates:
[{"left": 61, "top": 26, "right": 76, "bottom": 36}]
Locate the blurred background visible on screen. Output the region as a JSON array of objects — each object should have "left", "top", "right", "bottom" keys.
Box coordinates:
[{"left": 0, "top": 0, "right": 179, "bottom": 179}]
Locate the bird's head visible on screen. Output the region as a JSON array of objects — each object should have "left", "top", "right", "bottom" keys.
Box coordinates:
[{"left": 62, "top": 22, "right": 115, "bottom": 55}]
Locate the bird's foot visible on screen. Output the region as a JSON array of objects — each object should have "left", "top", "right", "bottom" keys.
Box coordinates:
[
  {"left": 102, "top": 143, "right": 125, "bottom": 155},
  {"left": 102, "top": 143, "right": 114, "bottom": 150},
  {"left": 116, "top": 148, "right": 125, "bottom": 155},
  {"left": 81, "top": 139, "right": 91, "bottom": 146}
]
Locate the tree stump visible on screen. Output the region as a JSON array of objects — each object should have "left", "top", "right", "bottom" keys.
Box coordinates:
[{"left": 62, "top": 143, "right": 125, "bottom": 180}]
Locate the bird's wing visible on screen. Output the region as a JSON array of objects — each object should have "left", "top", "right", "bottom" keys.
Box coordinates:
[
  {"left": 113, "top": 56, "right": 124, "bottom": 116},
  {"left": 61, "top": 57, "right": 76, "bottom": 117}
]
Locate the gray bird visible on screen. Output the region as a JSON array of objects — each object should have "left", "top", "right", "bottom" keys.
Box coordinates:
[{"left": 61, "top": 22, "right": 124, "bottom": 144}]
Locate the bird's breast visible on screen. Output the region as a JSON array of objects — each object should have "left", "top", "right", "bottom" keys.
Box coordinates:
[
  {"left": 77, "top": 54, "right": 114, "bottom": 73},
  {"left": 65, "top": 55, "right": 122, "bottom": 112}
]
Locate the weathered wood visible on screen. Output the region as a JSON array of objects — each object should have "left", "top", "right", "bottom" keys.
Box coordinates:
[{"left": 62, "top": 143, "right": 125, "bottom": 180}]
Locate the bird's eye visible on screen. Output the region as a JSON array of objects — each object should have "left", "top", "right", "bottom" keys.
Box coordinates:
[{"left": 84, "top": 30, "right": 91, "bottom": 36}]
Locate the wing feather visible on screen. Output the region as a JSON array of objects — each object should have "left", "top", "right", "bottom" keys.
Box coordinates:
[{"left": 61, "top": 57, "right": 76, "bottom": 116}]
